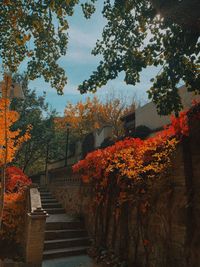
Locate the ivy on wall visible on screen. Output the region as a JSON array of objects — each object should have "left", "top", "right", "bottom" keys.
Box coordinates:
[{"left": 73, "top": 102, "right": 200, "bottom": 266}]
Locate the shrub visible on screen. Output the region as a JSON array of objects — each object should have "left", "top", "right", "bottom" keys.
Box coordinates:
[
  {"left": 6, "top": 166, "right": 31, "bottom": 193},
  {"left": 0, "top": 167, "right": 32, "bottom": 244},
  {"left": 1, "top": 192, "right": 25, "bottom": 244}
]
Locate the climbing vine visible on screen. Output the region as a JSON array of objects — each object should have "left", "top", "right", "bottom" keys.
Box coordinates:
[{"left": 73, "top": 102, "right": 200, "bottom": 266}]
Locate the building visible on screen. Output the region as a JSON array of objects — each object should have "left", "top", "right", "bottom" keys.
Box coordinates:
[
  {"left": 120, "top": 111, "right": 135, "bottom": 136},
  {"left": 0, "top": 81, "right": 24, "bottom": 99},
  {"left": 121, "top": 85, "right": 200, "bottom": 135}
]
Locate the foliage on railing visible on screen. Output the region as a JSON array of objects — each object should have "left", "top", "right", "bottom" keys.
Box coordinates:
[{"left": 0, "top": 167, "right": 31, "bottom": 244}]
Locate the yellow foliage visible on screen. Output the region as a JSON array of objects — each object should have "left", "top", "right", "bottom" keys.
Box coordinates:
[
  {"left": 0, "top": 98, "right": 31, "bottom": 166},
  {"left": 55, "top": 96, "right": 135, "bottom": 139}
]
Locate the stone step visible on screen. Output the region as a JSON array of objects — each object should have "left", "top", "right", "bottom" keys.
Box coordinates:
[
  {"left": 40, "top": 196, "right": 55, "bottom": 200},
  {"left": 45, "top": 229, "right": 88, "bottom": 240},
  {"left": 44, "top": 237, "right": 90, "bottom": 250},
  {"left": 40, "top": 196, "right": 57, "bottom": 201},
  {"left": 43, "top": 246, "right": 89, "bottom": 260},
  {"left": 42, "top": 203, "right": 62, "bottom": 209},
  {"left": 40, "top": 192, "right": 53, "bottom": 197},
  {"left": 45, "top": 208, "right": 65, "bottom": 214},
  {"left": 41, "top": 198, "right": 59, "bottom": 204},
  {"left": 39, "top": 189, "right": 49, "bottom": 193},
  {"left": 41, "top": 189, "right": 90, "bottom": 260},
  {"left": 46, "top": 221, "right": 84, "bottom": 230},
  {"left": 40, "top": 190, "right": 51, "bottom": 193}
]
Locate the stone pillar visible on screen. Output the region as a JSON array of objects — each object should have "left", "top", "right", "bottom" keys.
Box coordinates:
[{"left": 25, "top": 207, "right": 48, "bottom": 266}]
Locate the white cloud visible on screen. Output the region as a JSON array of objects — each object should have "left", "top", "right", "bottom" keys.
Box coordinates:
[
  {"left": 68, "top": 27, "right": 99, "bottom": 49},
  {"left": 65, "top": 49, "right": 101, "bottom": 64},
  {"left": 62, "top": 26, "right": 102, "bottom": 64},
  {"left": 63, "top": 82, "right": 79, "bottom": 95}
]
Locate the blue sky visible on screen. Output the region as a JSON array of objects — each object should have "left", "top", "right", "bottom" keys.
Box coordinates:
[{"left": 18, "top": 1, "right": 158, "bottom": 115}]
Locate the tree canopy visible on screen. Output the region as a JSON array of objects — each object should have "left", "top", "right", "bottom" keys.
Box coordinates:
[
  {"left": 1, "top": 0, "right": 199, "bottom": 115},
  {"left": 150, "top": 0, "right": 200, "bottom": 32},
  {"left": 78, "top": 0, "right": 200, "bottom": 115},
  {"left": 0, "top": 0, "right": 95, "bottom": 93},
  {"left": 55, "top": 95, "right": 135, "bottom": 139},
  {"left": 10, "top": 74, "right": 58, "bottom": 174}
]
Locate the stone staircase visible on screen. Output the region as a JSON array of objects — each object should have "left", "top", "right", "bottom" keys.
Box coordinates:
[{"left": 40, "top": 188, "right": 90, "bottom": 260}]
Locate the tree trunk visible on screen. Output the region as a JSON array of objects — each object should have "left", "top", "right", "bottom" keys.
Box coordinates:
[{"left": 0, "top": 166, "right": 6, "bottom": 229}]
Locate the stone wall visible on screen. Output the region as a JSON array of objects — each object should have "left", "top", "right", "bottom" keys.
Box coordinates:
[
  {"left": 48, "top": 121, "right": 200, "bottom": 267},
  {"left": 0, "top": 260, "right": 39, "bottom": 267},
  {"left": 49, "top": 182, "right": 95, "bottom": 238}
]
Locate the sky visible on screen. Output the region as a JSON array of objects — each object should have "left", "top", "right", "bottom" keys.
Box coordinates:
[{"left": 17, "top": 1, "right": 159, "bottom": 115}]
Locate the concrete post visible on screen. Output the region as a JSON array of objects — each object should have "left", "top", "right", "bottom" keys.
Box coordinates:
[{"left": 25, "top": 187, "right": 48, "bottom": 266}]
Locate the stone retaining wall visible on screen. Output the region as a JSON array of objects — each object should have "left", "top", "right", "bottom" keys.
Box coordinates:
[
  {"left": 49, "top": 121, "right": 200, "bottom": 267},
  {"left": 0, "top": 260, "right": 40, "bottom": 267},
  {"left": 49, "top": 183, "right": 94, "bottom": 238}
]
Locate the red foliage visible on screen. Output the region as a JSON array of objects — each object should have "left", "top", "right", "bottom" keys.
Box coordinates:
[
  {"left": 166, "top": 100, "right": 200, "bottom": 137},
  {"left": 0, "top": 167, "right": 32, "bottom": 244},
  {"left": 73, "top": 108, "right": 193, "bottom": 182},
  {"left": 6, "top": 166, "right": 32, "bottom": 193},
  {"left": 169, "top": 111, "right": 189, "bottom": 137},
  {"left": 72, "top": 101, "right": 200, "bottom": 262},
  {"left": 73, "top": 101, "right": 200, "bottom": 203}
]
